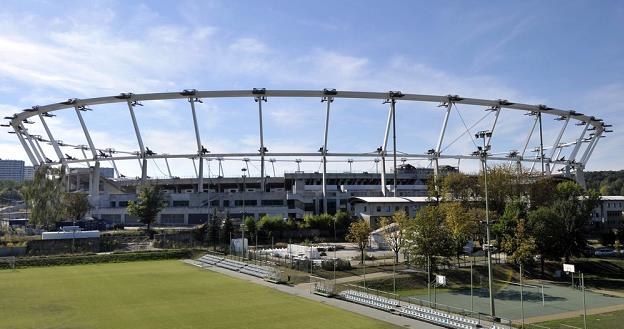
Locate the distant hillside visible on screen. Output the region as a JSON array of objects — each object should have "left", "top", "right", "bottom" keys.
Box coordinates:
[{"left": 585, "top": 170, "right": 624, "bottom": 195}]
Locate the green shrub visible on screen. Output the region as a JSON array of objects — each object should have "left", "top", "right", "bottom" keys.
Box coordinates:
[{"left": 0, "top": 249, "right": 194, "bottom": 269}]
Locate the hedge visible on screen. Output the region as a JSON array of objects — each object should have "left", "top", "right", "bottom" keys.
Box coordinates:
[{"left": 0, "top": 249, "right": 195, "bottom": 269}]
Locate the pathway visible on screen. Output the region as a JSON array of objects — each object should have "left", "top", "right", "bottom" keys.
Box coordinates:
[{"left": 183, "top": 260, "right": 443, "bottom": 329}]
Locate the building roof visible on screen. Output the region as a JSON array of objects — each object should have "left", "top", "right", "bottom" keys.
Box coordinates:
[
  {"left": 349, "top": 196, "right": 433, "bottom": 203},
  {"left": 600, "top": 196, "right": 624, "bottom": 201}
]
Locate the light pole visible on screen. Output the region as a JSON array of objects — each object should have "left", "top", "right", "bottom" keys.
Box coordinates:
[
  {"left": 241, "top": 223, "right": 246, "bottom": 260},
  {"left": 475, "top": 130, "right": 496, "bottom": 318},
  {"left": 241, "top": 167, "right": 247, "bottom": 260},
  {"left": 520, "top": 263, "right": 524, "bottom": 329}
]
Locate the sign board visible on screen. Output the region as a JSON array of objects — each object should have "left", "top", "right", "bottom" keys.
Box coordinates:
[
  {"left": 563, "top": 263, "right": 575, "bottom": 273},
  {"left": 435, "top": 275, "right": 447, "bottom": 286}
]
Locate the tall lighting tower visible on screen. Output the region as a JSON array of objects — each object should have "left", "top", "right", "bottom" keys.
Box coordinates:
[{"left": 475, "top": 130, "right": 496, "bottom": 318}]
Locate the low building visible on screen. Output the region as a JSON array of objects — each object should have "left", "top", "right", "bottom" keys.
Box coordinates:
[
  {"left": 349, "top": 196, "right": 433, "bottom": 229},
  {"left": 590, "top": 196, "right": 624, "bottom": 230}
]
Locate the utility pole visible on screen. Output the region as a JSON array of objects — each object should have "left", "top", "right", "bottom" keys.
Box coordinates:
[
  {"left": 520, "top": 263, "right": 524, "bottom": 329},
  {"left": 476, "top": 130, "right": 496, "bottom": 318}
]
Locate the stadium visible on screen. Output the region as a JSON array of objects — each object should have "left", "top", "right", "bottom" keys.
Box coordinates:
[{"left": 3, "top": 89, "right": 610, "bottom": 226}]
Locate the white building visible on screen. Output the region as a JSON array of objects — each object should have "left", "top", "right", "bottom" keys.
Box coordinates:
[
  {"left": 349, "top": 196, "right": 433, "bottom": 229},
  {"left": 590, "top": 196, "right": 624, "bottom": 230}
]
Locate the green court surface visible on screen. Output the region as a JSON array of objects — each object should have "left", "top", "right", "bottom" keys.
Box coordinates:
[
  {"left": 408, "top": 281, "right": 623, "bottom": 321},
  {"left": 0, "top": 260, "right": 399, "bottom": 329}
]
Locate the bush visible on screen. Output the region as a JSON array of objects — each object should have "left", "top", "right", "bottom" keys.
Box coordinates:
[
  {"left": 320, "top": 258, "right": 351, "bottom": 271},
  {"left": 0, "top": 249, "right": 194, "bottom": 269}
]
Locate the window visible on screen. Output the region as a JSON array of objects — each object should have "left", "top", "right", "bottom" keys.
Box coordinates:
[
  {"left": 110, "top": 201, "right": 116, "bottom": 208},
  {"left": 118, "top": 201, "right": 129, "bottom": 207},
  {"left": 223, "top": 200, "right": 230, "bottom": 207},
  {"left": 172, "top": 200, "right": 189, "bottom": 207},
  {"left": 160, "top": 214, "right": 185, "bottom": 225},
  {"left": 235, "top": 200, "right": 257, "bottom": 206},
  {"left": 376, "top": 206, "right": 382, "bottom": 212},
  {"left": 261, "top": 199, "right": 284, "bottom": 206}
]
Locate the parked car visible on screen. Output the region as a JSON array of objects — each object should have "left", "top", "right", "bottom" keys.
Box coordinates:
[
  {"left": 582, "top": 246, "right": 595, "bottom": 257},
  {"left": 594, "top": 247, "right": 618, "bottom": 257}
]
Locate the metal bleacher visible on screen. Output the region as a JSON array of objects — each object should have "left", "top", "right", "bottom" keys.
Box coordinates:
[
  {"left": 400, "top": 304, "right": 478, "bottom": 329},
  {"left": 196, "top": 254, "right": 271, "bottom": 279},
  {"left": 338, "top": 290, "right": 487, "bottom": 329},
  {"left": 339, "top": 290, "right": 399, "bottom": 311}
]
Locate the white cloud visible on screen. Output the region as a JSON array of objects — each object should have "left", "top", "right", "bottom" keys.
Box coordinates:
[
  {"left": 229, "top": 37, "right": 270, "bottom": 54},
  {"left": 3, "top": 2, "right": 615, "bottom": 178}
]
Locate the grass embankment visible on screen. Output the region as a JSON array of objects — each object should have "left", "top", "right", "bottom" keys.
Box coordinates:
[{"left": 0, "top": 260, "right": 400, "bottom": 329}]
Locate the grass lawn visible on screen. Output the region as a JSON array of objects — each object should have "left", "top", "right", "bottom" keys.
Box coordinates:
[
  {"left": 535, "top": 309, "right": 624, "bottom": 329},
  {"left": 0, "top": 260, "right": 400, "bottom": 329}
]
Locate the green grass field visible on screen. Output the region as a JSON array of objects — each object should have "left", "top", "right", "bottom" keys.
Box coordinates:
[
  {"left": 0, "top": 260, "right": 399, "bottom": 329},
  {"left": 535, "top": 309, "right": 624, "bottom": 328}
]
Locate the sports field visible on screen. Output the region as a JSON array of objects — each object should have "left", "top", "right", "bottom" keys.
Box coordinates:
[{"left": 0, "top": 260, "right": 399, "bottom": 329}]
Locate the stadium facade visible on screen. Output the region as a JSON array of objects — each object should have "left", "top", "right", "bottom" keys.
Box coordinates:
[{"left": 69, "top": 164, "right": 450, "bottom": 226}]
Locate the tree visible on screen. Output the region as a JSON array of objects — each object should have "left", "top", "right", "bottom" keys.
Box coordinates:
[
  {"left": 501, "top": 218, "right": 537, "bottom": 267},
  {"left": 526, "top": 177, "right": 559, "bottom": 210},
  {"left": 492, "top": 199, "right": 526, "bottom": 248},
  {"left": 22, "top": 166, "right": 66, "bottom": 229},
  {"left": 63, "top": 192, "right": 91, "bottom": 222},
  {"left": 480, "top": 164, "right": 521, "bottom": 215},
  {"left": 126, "top": 184, "right": 166, "bottom": 232},
  {"left": 346, "top": 219, "right": 372, "bottom": 264},
  {"left": 0, "top": 180, "right": 24, "bottom": 206},
  {"left": 404, "top": 205, "right": 453, "bottom": 270},
  {"left": 617, "top": 229, "right": 624, "bottom": 245},
  {"left": 527, "top": 206, "right": 563, "bottom": 277},
  {"left": 220, "top": 218, "right": 234, "bottom": 251},
  {"left": 442, "top": 202, "right": 477, "bottom": 265},
  {"left": 600, "top": 230, "right": 617, "bottom": 247},
  {"left": 379, "top": 210, "right": 410, "bottom": 264},
  {"left": 303, "top": 213, "right": 333, "bottom": 231},
  {"left": 244, "top": 216, "right": 257, "bottom": 241},
  {"left": 257, "top": 215, "right": 286, "bottom": 239},
  {"left": 440, "top": 172, "right": 479, "bottom": 205},
  {"left": 208, "top": 218, "right": 220, "bottom": 250},
  {"left": 551, "top": 181, "right": 600, "bottom": 261},
  {"left": 334, "top": 210, "right": 352, "bottom": 234}
]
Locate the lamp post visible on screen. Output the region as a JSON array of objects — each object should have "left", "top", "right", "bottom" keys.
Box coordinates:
[
  {"left": 241, "top": 167, "right": 247, "bottom": 260},
  {"left": 475, "top": 130, "right": 496, "bottom": 318},
  {"left": 241, "top": 223, "right": 246, "bottom": 260}
]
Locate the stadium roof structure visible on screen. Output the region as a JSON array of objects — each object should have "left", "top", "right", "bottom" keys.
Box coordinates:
[{"left": 2, "top": 89, "right": 611, "bottom": 208}]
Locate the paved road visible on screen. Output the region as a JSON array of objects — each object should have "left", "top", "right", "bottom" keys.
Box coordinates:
[{"left": 183, "top": 260, "right": 443, "bottom": 329}]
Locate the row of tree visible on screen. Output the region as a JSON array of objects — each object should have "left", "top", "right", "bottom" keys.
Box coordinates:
[
  {"left": 346, "top": 166, "right": 600, "bottom": 276},
  {"left": 585, "top": 170, "right": 624, "bottom": 196}
]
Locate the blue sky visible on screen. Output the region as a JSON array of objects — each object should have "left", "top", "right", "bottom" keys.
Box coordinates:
[{"left": 0, "top": 0, "right": 622, "bottom": 178}]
